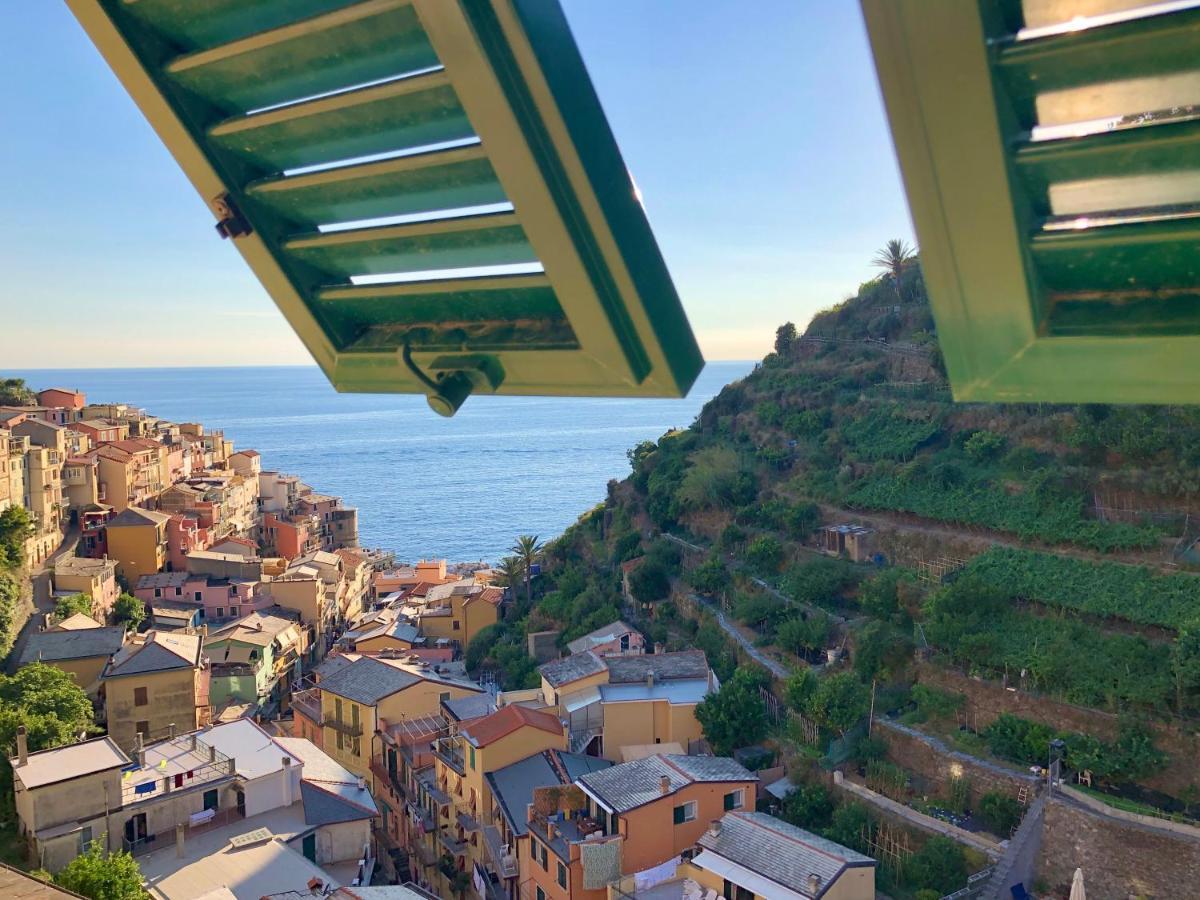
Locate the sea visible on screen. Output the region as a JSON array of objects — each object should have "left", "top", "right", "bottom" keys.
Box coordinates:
[{"left": 11, "top": 363, "right": 753, "bottom": 563}]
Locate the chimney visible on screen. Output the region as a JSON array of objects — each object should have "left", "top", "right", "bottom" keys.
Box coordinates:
[
  {"left": 647, "top": 671, "right": 655, "bottom": 688},
  {"left": 356, "top": 776, "right": 367, "bottom": 791},
  {"left": 659, "top": 775, "right": 670, "bottom": 795},
  {"left": 708, "top": 819, "right": 722, "bottom": 838},
  {"left": 16, "top": 726, "right": 27, "bottom": 767},
  {"left": 807, "top": 874, "right": 821, "bottom": 895},
  {"left": 209, "top": 743, "right": 217, "bottom": 762},
  {"left": 175, "top": 823, "right": 186, "bottom": 858},
  {"left": 168, "top": 722, "right": 176, "bottom": 740}
]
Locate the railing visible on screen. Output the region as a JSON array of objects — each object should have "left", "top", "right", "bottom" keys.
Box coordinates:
[
  {"left": 455, "top": 801, "right": 480, "bottom": 832},
  {"left": 432, "top": 737, "right": 465, "bottom": 775},
  {"left": 370, "top": 760, "right": 408, "bottom": 802},
  {"left": 438, "top": 828, "right": 467, "bottom": 856},
  {"left": 481, "top": 824, "right": 518, "bottom": 879},
  {"left": 324, "top": 715, "right": 364, "bottom": 737}
]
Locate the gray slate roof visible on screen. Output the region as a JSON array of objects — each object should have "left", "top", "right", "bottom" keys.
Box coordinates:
[
  {"left": 104, "top": 631, "right": 200, "bottom": 678},
  {"left": 300, "top": 780, "right": 376, "bottom": 826},
  {"left": 19, "top": 627, "right": 126, "bottom": 664},
  {"left": 577, "top": 754, "right": 755, "bottom": 814},
  {"left": 486, "top": 750, "right": 612, "bottom": 837},
  {"left": 318, "top": 656, "right": 420, "bottom": 705},
  {"left": 605, "top": 650, "right": 709, "bottom": 684},
  {"left": 697, "top": 811, "right": 875, "bottom": 897},
  {"left": 566, "top": 620, "right": 639, "bottom": 655},
  {"left": 538, "top": 651, "right": 606, "bottom": 687},
  {"left": 442, "top": 693, "right": 495, "bottom": 723},
  {"left": 106, "top": 506, "right": 171, "bottom": 527}
]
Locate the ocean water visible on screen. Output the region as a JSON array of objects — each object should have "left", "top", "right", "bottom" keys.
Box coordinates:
[{"left": 11, "top": 363, "right": 752, "bottom": 562}]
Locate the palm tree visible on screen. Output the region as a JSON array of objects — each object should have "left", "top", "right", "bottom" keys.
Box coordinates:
[
  {"left": 510, "top": 534, "right": 543, "bottom": 609},
  {"left": 871, "top": 239, "right": 916, "bottom": 303},
  {"left": 496, "top": 555, "right": 524, "bottom": 604}
]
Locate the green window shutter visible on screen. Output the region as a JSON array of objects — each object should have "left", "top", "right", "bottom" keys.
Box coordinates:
[
  {"left": 673, "top": 804, "right": 685, "bottom": 825},
  {"left": 862, "top": 0, "right": 1200, "bottom": 404},
  {"left": 469, "top": 745, "right": 476, "bottom": 770},
  {"left": 67, "top": 0, "right": 702, "bottom": 415}
]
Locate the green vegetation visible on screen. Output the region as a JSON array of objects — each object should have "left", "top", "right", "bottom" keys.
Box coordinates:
[
  {"left": 982, "top": 713, "right": 1166, "bottom": 785},
  {"left": 965, "top": 547, "right": 1200, "bottom": 630},
  {"left": 0, "top": 507, "right": 33, "bottom": 570},
  {"left": 54, "top": 593, "right": 93, "bottom": 620},
  {"left": 978, "top": 791, "right": 1023, "bottom": 835},
  {"left": 44, "top": 841, "right": 144, "bottom": 900},
  {"left": 0, "top": 378, "right": 34, "bottom": 407},
  {"left": 113, "top": 594, "right": 145, "bottom": 631},
  {"left": 695, "top": 669, "right": 768, "bottom": 756}
]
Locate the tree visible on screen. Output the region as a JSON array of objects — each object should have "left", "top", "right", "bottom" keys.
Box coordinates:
[
  {"left": 744, "top": 535, "right": 783, "bottom": 573},
  {"left": 774, "top": 322, "right": 798, "bottom": 355},
  {"left": 628, "top": 561, "right": 670, "bottom": 605},
  {"left": 52, "top": 841, "right": 144, "bottom": 900},
  {"left": 978, "top": 792, "right": 1022, "bottom": 836},
  {"left": 1172, "top": 618, "right": 1200, "bottom": 714},
  {"left": 0, "top": 662, "right": 96, "bottom": 755},
  {"left": 695, "top": 669, "right": 768, "bottom": 755},
  {"left": 871, "top": 239, "right": 916, "bottom": 303},
  {"left": 775, "top": 613, "right": 831, "bottom": 658},
  {"left": 804, "top": 672, "right": 868, "bottom": 737},
  {"left": 113, "top": 593, "right": 146, "bottom": 631},
  {"left": 55, "top": 593, "right": 94, "bottom": 621},
  {"left": 510, "top": 535, "right": 544, "bottom": 611},
  {"left": 908, "top": 836, "right": 967, "bottom": 894},
  {"left": 687, "top": 554, "right": 727, "bottom": 596},
  {"left": 0, "top": 378, "right": 35, "bottom": 407},
  {"left": 0, "top": 505, "right": 34, "bottom": 570},
  {"left": 779, "top": 782, "right": 833, "bottom": 831}
]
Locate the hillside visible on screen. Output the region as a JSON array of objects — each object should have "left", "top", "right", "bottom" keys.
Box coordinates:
[{"left": 465, "top": 250, "right": 1200, "bottom": 896}]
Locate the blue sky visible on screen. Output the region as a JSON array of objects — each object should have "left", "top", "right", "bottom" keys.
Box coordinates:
[{"left": 0, "top": 1, "right": 913, "bottom": 367}]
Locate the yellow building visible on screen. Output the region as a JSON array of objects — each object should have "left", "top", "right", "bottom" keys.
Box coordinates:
[
  {"left": 52, "top": 555, "right": 118, "bottom": 622},
  {"left": 538, "top": 650, "right": 715, "bottom": 759},
  {"left": 428, "top": 704, "right": 566, "bottom": 898},
  {"left": 17, "top": 624, "right": 126, "bottom": 696},
  {"left": 418, "top": 583, "right": 503, "bottom": 649},
  {"left": 104, "top": 506, "right": 170, "bottom": 583},
  {"left": 101, "top": 630, "right": 210, "bottom": 750},
  {"left": 94, "top": 439, "right": 167, "bottom": 511},
  {"left": 316, "top": 654, "right": 484, "bottom": 779}
]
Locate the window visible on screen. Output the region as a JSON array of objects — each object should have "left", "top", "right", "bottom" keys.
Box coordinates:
[
  {"left": 557, "top": 861, "right": 567, "bottom": 889},
  {"left": 230, "top": 606, "right": 239, "bottom": 617},
  {"left": 536, "top": 889, "right": 546, "bottom": 900},
  {"left": 154, "top": 588, "right": 161, "bottom": 598},
  {"left": 469, "top": 745, "right": 476, "bottom": 770},
  {"left": 135, "top": 721, "right": 149, "bottom": 738},
  {"left": 673, "top": 801, "right": 697, "bottom": 825},
  {"left": 79, "top": 826, "right": 93, "bottom": 853},
  {"left": 134, "top": 687, "right": 148, "bottom": 707},
  {"left": 452, "top": 620, "right": 460, "bottom": 631},
  {"left": 215, "top": 607, "right": 224, "bottom": 618},
  {"left": 175, "top": 587, "right": 181, "bottom": 596},
  {"left": 724, "top": 789, "right": 744, "bottom": 811},
  {"left": 194, "top": 591, "right": 202, "bottom": 603},
  {"left": 536, "top": 840, "right": 548, "bottom": 870},
  {"left": 439, "top": 691, "right": 451, "bottom": 702}
]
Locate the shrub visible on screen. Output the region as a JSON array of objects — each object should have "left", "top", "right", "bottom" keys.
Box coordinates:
[
  {"left": 745, "top": 535, "right": 784, "bottom": 573},
  {"left": 978, "top": 792, "right": 1023, "bottom": 835},
  {"left": 908, "top": 836, "right": 968, "bottom": 895}
]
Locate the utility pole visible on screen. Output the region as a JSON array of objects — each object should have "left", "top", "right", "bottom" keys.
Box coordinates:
[{"left": 868, "top": 679, "right": 877, "bottom": 737}]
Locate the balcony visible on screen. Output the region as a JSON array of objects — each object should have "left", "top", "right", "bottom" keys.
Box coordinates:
[
  {"left": 432, "top": 737, "right": 466, "bottom": 776},
  {"left": 438, "top": 829, "right": 467, "bottom": 856},
  {"left": 370, "top": 760, "right": 407, "bottom": 802},
  {"left": 481, "top": 824, "right": 518, "bottom": 879},
  {"left": 455, "top": 801, "right": 480, "bottom": 832}
]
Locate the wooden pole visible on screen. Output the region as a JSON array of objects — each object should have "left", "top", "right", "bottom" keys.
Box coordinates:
[{"left": 868, "top": 678, "right": 877, "bottom": 737}]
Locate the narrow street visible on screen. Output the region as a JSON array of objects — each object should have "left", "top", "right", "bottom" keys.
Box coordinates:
[{"left": 7, "top": 523, "right": 80, "bottom": 673}]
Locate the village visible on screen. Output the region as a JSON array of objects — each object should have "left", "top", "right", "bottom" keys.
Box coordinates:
[{"left": 0, "top": 386, "right": 855, "bottom": 900}]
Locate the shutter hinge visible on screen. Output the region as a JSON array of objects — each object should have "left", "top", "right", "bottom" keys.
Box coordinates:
[{"left": 212, "top": 194, "right": 252, "bottom": 239}]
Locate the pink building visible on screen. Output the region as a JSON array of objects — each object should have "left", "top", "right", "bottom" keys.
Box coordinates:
[
  {"left": 135, "top": 571, "right": 269, "bottom": 624},
  {"left": 37, "top": 388, "right": 86, "bottom": 411},
  {"left": 165, "top": 514, "right": 213, "bottom": 572}
]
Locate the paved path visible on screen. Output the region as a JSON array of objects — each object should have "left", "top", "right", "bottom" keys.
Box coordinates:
[
  {"left": 689, "top": 592, "right": 792, "bottom": 681},
  {"left": 7, "top": 524, "right": 79, "bottom": 672}
]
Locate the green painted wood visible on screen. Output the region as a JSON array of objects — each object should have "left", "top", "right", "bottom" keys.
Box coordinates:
[
  {"left": 208, "top": 71, "right": 473, "bottom": 173},
  {"left": 1048, "top": 293, "right": 1200, "bottom": 337},
  {"left": 315, "top": 276, "right": 575, "bottom": 351},
  {"left": 121, "top": 0, "right": 362, "bottom": 51},
  {"left": 1015, "top": 117, "right": 1200, "bottom": 217},
  {"left": 284, "top": 213, "right": 534, "bottom": 278},
  {"left": 1033, "top": 217, "right": 1200, "bottom": 292},
  {"left": 995, "top": 7, "right": 1200, "bottom": 127},
  {"left": 165, "top": 0, "right": 438, "bottom": 113},
  {"left": 246, "top": 146, "right": 506, "bottom": 227}
]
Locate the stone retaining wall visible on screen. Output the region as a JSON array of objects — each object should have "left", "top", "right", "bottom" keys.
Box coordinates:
[
  {"left": 916, "top": 661, "right": 1200, "bottom": 796},
  {"left": 1036, "top": 795, "right": 1200, "bottom": 900},
  {"left": 875, "top": 718, "right": 1038, "bottom": 807}
]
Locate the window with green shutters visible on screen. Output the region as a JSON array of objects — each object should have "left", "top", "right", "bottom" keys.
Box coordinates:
[
  {"left": 724, "top": 789, "right": 744, "bottom": 811},
  {"left": 673, "top": 801, "right": 696, "bottom": 825},
  {"left": 469, "top": 745, "right": 475, "bottom": 770},
  {"left": 557, "top": 862, "right": 567, "bottom": 889}
]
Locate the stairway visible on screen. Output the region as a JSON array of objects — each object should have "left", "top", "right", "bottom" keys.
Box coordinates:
[{"left": 980, "top": 794, "right": 1047, "bottom": 900}]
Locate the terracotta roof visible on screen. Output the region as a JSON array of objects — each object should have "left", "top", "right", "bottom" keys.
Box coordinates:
[
  {"left": 476, "top": 587, "right": 504, "bottom": 605},
  {"left": 460, "top": 705, "right": 562, "bottom": 749},
  {"left": 232, "top": 449, "right": 260, "bottom": 457}
]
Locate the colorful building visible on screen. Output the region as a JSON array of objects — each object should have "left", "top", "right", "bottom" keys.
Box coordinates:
[
  {"left": 103, "top": 506, "right": 170, "bottom": 583},
  {"left": 52, "top": 555, "right": 119, "bottom": 621},
  {"left": 205, "top": 608, "right": 305, "bottom": 710},
  {"left": 101, "top": 630, "right": 211, "bottom": 750}
]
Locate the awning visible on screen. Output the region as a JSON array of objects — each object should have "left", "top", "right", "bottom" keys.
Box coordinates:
[
  {"left": 690, "top": 850, "right": 810, "bottom": 900},
  {"left": 563, "top": 685, "right": 601, "bottom": 713}
]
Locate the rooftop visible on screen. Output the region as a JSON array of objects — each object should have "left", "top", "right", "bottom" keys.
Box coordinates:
[
  {"left": 106, "top": 506, "right": 171, "bottom": 528},
  {"left": 486, "top": 750, "right": 612, "bottom": 838},
  {"left": 460, "top": 704, "right": 562, "bottom": 749},
  {"left": 10, "top": 736, "right": 129, "bottom": 790},
  {"left": 539, "top": 651, "right": 607, "bottom": 688},
  {"left": 317, "top": 655, "right": 481, "bottom": 706},
  {"left": 578, "top": 754, "right": 756, "bottom": 814},
  {"left": 275, "top": 736, "right": 377, "bottom": 823},
  {"left": 105, "top": 630, "right": 202, "bottom": 678},
  {"left": 695, "top": 811, "right": 875, "bottom": 899},
  {"left": 605, "top": 650, "right": 710, "bottom": 684},
  {"left": 0, "top": 862, "right": 85, "bottom": 899},
  {"left": 51, "top": 613, "right": 104, "bottom": 631},
  {"left": 18, "top": 626, "right": 126, "bottom": 665},
  {"left": 441, "top": 693, "right": 495, "bottom": 723},
  {"left": 599, "top": 680, "right": 711, "bottom": 705},
  {"left": 139, "top": 572, "right": 194, "bottom": 589},
  {"left": 207, "top": 610, "right": 302, "bottom": 647},
  {"left": 52, "top": 555, "right": 116, "bottom": 577},
  {"left": 566, "top": 620, "right": 639, "bottom": 655}
]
